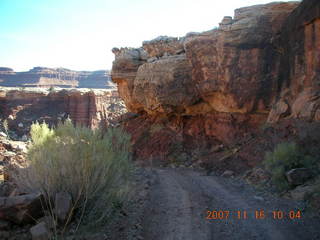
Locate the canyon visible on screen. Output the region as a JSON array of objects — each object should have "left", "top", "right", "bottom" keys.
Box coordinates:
[
  {"left": 0, "top": 67, "right": 115, "bottom": 89},
  {"left": 111, "top": 0, "right": 320, "bottom": 170},
  {"left": 0, "top": 0, "right": 319, "bottom": 239},
  {"left": 0, "top": 88, "right": 126, "bottom": 139}
]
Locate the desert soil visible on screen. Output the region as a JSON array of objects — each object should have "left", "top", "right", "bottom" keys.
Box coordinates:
[{"left": 140, "top": 168, "right": 320, "bottom": 240}]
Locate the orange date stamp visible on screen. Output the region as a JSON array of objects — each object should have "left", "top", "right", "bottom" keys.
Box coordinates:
[{"left": 206, "top": 210, "right": 302, "bottom": 220}]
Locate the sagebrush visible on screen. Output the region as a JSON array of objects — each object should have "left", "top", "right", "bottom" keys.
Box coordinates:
[{"left": 15, "top": 120, "right": 133, "bottom": 229}]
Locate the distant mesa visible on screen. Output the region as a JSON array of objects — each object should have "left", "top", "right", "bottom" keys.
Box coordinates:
[
  {"left": 0, "top": 66, "right": 114, "bottom": 89},
  {"left": 0, "top": 67, "right": 14, "bottom": 72}
]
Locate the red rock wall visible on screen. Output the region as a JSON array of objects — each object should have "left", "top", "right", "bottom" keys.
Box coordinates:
[
  {"left": 112, "top": 0, "right": 320, "bottom": 164},
  {"left": 0, "top": 90, "right": 121, "bottom": 136},
  {"left": 268, "top": 0, "right": 320, "bottom": 122}
]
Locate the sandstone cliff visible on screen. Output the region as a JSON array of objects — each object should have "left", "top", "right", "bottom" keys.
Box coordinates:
[
  {"left": 268, "top": 0, "right": 320, "bottom": 122},
  {"left": 0, "top": 67, "right": 115, "bottom": 89},
  {"left": 0, "top": 88, "right": 126, "bottom": 138},
  {"left": 111, "top": 0, "right": 320, "bottom": 167}
]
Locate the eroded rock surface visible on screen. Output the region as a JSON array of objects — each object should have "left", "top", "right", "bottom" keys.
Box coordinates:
[
  {"left": 268, "top": 0, "right": 320, "bottom": 122},
  {"left": 112, "top": 0, "right": 319, "bottom": 165},
  {"left": 0, "top": 89, "right": 126, "bottom": 137}
]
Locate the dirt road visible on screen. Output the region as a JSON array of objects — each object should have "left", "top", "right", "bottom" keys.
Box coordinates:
[{"left": 141, "top": 168, "right": 320, "bottom": 240}]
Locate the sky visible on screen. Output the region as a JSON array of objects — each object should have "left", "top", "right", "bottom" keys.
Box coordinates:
[{"left": 0, "top": 0, "right": 300, "bottom": 72}]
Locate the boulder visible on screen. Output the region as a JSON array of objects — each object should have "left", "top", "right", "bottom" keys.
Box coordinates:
[
  {"left": 54, "top": 192, "right": 72, "bottom": 223},
  {"left": 0, "top": 220, "right": 10, "bottom": 230},
  {"left": 309, "top": 194, "right": 320, "bottom": 211},
  {"left": 37, "top": 216, "right": 55, "bottom": 231},
  {"left": 244, "top": 168, "right": 270, "bottom": 185},
  {"left": 0, "top": 193, "right": 44, "bottom": 224},
  {"left": 290, "top": 185, "right": 314, "bottom": 201},
  {"left": 267, "top": 100, "right": 290, "bottom": 123},
  {"left": 132, "top": 54, "right": 199, "bottom": 114},
  {"left": 221, "top": 170, "right": 234, "bottom": 177},
  {"left": 30, "top": 222, "right": 50, "bottom": 240},
  {"left": 286, "top": 168, "right": 313, "bottom": 186}
]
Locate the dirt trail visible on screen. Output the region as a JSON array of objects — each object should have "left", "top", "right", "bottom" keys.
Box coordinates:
[{"left": 141, "top": 168, "right": 320, "bottom": 240}]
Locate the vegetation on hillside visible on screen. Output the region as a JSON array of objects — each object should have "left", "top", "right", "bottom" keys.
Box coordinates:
[{"left": 264, "top": 142, "right": 317, "bottom": 191}]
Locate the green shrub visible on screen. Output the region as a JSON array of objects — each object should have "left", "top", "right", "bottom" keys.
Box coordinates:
[
  {"left": 264, "top": 142, "right": 316, "bottom": 191},
  {"left": 15, "top": 120, "right": 133, "bottom": 229}
]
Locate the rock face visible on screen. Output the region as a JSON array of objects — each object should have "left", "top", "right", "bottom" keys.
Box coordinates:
[
  {"left": 268, "top": 0, "right": 320, "bottom": 122},
  {"left": 142, "top": 36, "right": 184, "bottom": 58},
  {"left": 112, "top": 1, "right": 320, "bottom": 164},
  {"left": 0, "top": 67, "right": 115, "bottom": 89},
  {"left": 0, "top": 89, "right": 126, "bottom": 137},
  {"left": 133, "top": 54, "right": 198, "bottom": 115},
  {"left": 185, "top": 2, "right": 298, "bottom": 117},
  {"left": 111, "top": 48, "right": 147, "bottom": 112}
]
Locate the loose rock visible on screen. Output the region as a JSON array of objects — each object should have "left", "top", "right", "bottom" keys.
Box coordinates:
[
  {"left": 286, "top": 168, "right": 313, "bottom": 186},
  {"left": 221, "top": 170, "right": 234, "bottom": 178},
  {"left": 30, "top": 222, "right": 50, "bottom": 240},
  {"left": 290, "top": 185, "right": 314, "bottom": 201},
  {"left": 0, "top": 193, "right": 44, "bottom": 224},
  {"left": 54, "top": 192, "right": 72, "bottom": 223}
]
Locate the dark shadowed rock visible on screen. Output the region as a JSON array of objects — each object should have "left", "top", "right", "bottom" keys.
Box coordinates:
[
  {"left": 30, "top": 221, "right": 50, "bottom": 240},
  {"left": 0, "top": 193, "right": 43, "bottom": 224},
  {"left": 290, "top": 185, "right": 314, "bottom": 201},
  {"left": 267, "top": 0, "right": 320, "bottom": 122},
  {"left": 286, "top": 168, "right": 313, "bottom": 186},
  {"left": 54, "top": 192, "right": 72, "bottom": 223}
]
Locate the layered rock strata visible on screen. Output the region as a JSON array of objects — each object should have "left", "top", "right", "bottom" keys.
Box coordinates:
[
  {"left": 111, "top": 0, "right": 319, "bottom": 164},
  {"left": 0, "top": 89, "right": 126, "bottom": 137},
  {"left": 268, "top": 0, "right": 320, "bottom": 122},
  {"left": 0, "top": 67, "right": 115, "bottom": 89}
]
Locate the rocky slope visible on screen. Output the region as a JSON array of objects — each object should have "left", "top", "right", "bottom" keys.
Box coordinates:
[
  {"left": 0, "top": 67, "right": 115, "bottom": 89},
  {"left": 0, "top": 88, "right": 126, "bottom": 138},
  {"left": 111, "top": 0, "right": 320, "bottom": 167}
]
